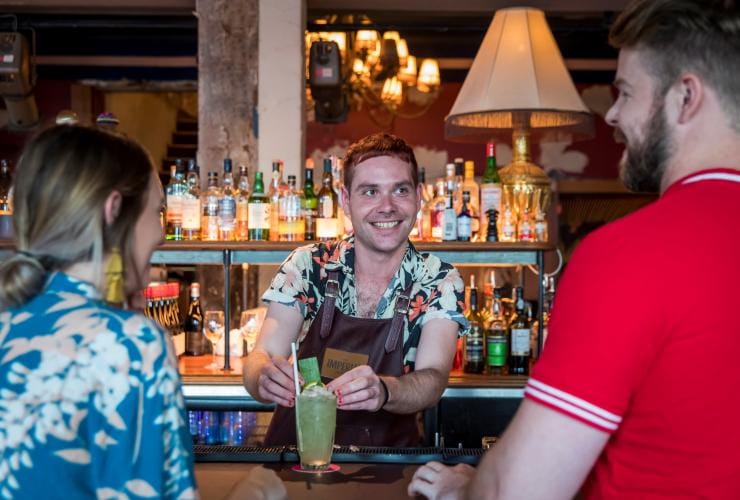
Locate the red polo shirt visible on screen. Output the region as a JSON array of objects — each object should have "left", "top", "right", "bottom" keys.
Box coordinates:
[{"left": 526, "top": 169, "right": 740, "bottom": 498}]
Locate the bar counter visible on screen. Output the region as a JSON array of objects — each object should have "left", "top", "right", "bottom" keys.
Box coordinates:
[
  {"left": 194, "top": 445, "right": 483, "bottom": 499},
  {"left": 179, "top": 354, "right": 527, "bottom": 410},
  {"left": 195, "top": 462, "right": 421, "bottom": 499}
]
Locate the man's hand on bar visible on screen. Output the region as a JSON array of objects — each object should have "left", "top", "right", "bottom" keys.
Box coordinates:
[{"left": 407, "top": 461, "right": 475, "bottom": 500}]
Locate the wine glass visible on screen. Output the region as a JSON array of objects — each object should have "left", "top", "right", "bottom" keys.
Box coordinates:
[
  {"left": 239, "top": 310, "right": 261, "bottom": 356},
  {"left": 203, "top": 310, "right": 225, "bottom": 370}
]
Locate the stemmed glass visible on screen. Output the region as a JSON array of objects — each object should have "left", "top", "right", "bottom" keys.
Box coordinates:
[
  {"left": 239, "top": 311, "right": 261, "bottom": 356},
  {"left": 203, "top": 310, "right": 225, "bottom": 370}
]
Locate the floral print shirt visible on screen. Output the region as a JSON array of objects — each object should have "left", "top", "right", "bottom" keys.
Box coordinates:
[
  {"left": 263, "top": 236, "right": 469, "bottom": 370},
  {"left": 0, "top": 272, "right": 196, "bottom": 499}
]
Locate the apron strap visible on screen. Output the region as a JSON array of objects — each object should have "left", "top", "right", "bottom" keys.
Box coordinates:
[
  {"left": 320, "top": 271, "right": 340, "bottom": 339},
  {"left": 384, "top": 282, "right": 414, "bottom": 354}
]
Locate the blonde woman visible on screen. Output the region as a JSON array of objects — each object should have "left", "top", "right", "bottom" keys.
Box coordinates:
[{"left": 0, "top": 125, "right": 195, "bottom": 498}]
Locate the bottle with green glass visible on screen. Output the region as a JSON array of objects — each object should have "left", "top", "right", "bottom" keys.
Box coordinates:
[
  {"left": 479, "top": 142, "right": 502, "bottom": 239},
  {"left": 302, "top": 159, "right": 318, "bottom": 240},
  {"left": 247, "top": 171, "right": 270, "bottom": 241}
]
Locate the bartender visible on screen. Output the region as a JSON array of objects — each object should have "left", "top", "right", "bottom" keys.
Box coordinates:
[{"left": 243, "top": 132, "right": 468, "bottom": 447}]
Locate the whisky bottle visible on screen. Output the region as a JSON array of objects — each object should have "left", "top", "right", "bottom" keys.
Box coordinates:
[
  {"left": 279, "top": 175, "right": 304, "bottom": 241},
  {"left": 442, "top": 192, "right": 457, "bottom": 242},
  {"left": 457, "top": 191, "right": 472, "bottom": 242},
  {"left": 165, "top": 159, "right": 187, "bottom": 240},
  {"left": 182, "top": 159, "right": 201, "bottom": 241},
  {"left": 235, "top": 165, "right": 250, "bottom": 241},
  {"left": 218, "top": 158, "right": 237, "bottom": 241},
  {"left": 486, "top": 287, "right": 508, "bottom": 375},
  {"left": 508, "top": 287, "right": 531, "bottom": 375},
  {"left": 479, "top": 142, "right": 502, "bottom": 240},
  {"left": 201, "top": 172, "right": 220, "bottom": 241},
  {"left": 248, "top": 171, "right": 270, "bottom": 241},
  {"left": 184, "top": 282, "right": 205, "bottom": 356},
  {"left": 431, "top": 179, "right": 447, "bottom": 241},
  {"left": 464, "top": 275, "right": 485, "bottom": 374},
  {"left": 317, "top": 158, "right": 338, "bottom": 241},
  {"left": 500, "top": 204, "right": 517, "bottom": 242},
  {"left": 462, "top": 161, "right": 480, "bottom": 237},
  {"left": 302, "top": 160, "right": 318, "bottom": 240},
  {"left": 268, "top": 161, "right": 283, "bottom": 242}
]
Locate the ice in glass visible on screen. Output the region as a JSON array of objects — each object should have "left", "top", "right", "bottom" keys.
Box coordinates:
[{"left": 296, "top": 384, "right": 336, "bottom": 470}]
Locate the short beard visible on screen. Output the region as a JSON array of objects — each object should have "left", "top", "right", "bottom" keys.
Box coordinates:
[{"left": 619, "top": 101, "right": 673, "bottom": 193}]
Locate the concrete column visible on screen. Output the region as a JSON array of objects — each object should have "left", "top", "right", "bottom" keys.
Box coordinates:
[
  {"left": 258, "top": 0, "right": 306, "bottom": 179},
  {"left": 196, "top": 0, "right": 258, "bottom": 180}
]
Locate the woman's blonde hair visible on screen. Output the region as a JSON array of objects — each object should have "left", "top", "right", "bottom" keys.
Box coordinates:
[{"left": 0, "top": 124, "right": 156, "bottom": 310}]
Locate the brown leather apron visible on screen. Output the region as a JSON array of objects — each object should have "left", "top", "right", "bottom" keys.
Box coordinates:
[{"left": 263, "top": 271, "right": 421, "bottom": 447}]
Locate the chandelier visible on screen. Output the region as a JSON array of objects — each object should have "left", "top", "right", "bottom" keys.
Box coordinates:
[{"left": 306, "top": 19, "right": 441, "bottom": 127}]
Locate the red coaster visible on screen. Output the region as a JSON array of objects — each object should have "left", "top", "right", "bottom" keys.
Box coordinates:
[{"left": 291, "top": 464, "right": 340, "bottom": 474}]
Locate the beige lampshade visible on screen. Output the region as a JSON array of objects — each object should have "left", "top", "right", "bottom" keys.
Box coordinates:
[{"left": 445, "top": 7, "right": 594, "bottom": 143}]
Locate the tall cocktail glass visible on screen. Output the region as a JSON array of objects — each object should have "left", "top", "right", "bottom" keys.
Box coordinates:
[{"left": 296, "top": 385, "right": 336, "bottom": 470}]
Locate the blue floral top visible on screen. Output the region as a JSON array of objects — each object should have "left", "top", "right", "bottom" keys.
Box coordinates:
[
  {"left": 263, "top": 236, "right": 469, "bottom": 371},
  {"left": 0, "top": 272, "right": 196, "bottom": 499}
]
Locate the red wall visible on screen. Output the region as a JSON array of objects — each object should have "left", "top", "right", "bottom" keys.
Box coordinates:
[{"left": 307, "top": 82, "right": 623, "bottom": 180}]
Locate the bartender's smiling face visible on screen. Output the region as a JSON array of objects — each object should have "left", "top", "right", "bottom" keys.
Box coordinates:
[{"left": 342, "top": 155, "right": 422, "bottom": 258}]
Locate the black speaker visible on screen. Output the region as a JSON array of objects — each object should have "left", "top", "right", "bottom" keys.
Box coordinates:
[{"left": 309, "top": 40, "right": 348, "bottom": 123}]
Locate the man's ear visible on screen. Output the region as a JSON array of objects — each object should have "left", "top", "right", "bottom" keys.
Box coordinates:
[
  {"left": 341, "top": 186, "right": 351, "bottom": 217},
  {"left": 676, "top": 73, "right": 703, "bottom": 124},
  {"left": 103, "top": 190, "right": 122, "bottom": 226}
]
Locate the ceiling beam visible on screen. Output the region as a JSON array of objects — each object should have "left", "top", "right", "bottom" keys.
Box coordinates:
[
  {"left": 0, "top": 0, "right": 195, "bottom": 14},
  {"left": 307, "top": 0, "right": 629, "bottom": 13}
]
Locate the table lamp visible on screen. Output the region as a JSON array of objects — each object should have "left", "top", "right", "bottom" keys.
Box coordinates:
[{"left": 445, "top": 7, "right": 594, "bottom": 226}]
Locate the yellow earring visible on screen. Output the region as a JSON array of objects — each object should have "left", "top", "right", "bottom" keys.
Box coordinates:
[{"left": 105, "top": 247, "right": 125, "bottom": 304}]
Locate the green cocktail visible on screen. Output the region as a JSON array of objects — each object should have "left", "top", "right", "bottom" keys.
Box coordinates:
[{"left": 296, "top": 385, "right": 337, "bottom": 470}]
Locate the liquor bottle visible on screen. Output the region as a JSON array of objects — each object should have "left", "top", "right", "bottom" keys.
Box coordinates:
[
  {"left": 420, "top": 167, "right": 434, "bottom": 241},
  {"left": 485, "top": 209, "right": 499, "bottom": 242},
  {"left": 0, "top": 159, "right": 11, "bottom": 215},
  {"left": 462, "top": 161, "right": 480, "bottom": 237},
  {"left": 268, "top": 160, "right": 282, "bottom": 242},
  {"left": 218, "top": 158, "right": 237, "bottom": 241},
  {"left": 486, "top": 287, "right": 508, "bottom": 375},
  {"left": 499, "top": 204, "right": 517, "bottom": 242},
  {"left": 480, "top": 142, "right": 503, "bottom": 240},
  {"left": 531, "top": 276, "right": 555, "bottom": 359},
  {"left": 442, "top": 192, "right": 457, "bottom": 242},
  {"left": 534, "top": 210, "right": 548, "bottom": 242},
  {"left": 317, "top": 158, "right": 338, "bottom": 241},
  {"left": 464, "top": 275, "right": 485, "bottom": 374},
  {"left": 165, "top": 159, "right": 187, "bottom": 240},
  {"left": 452, "top": 157, "right": 464, "bottom": 213},
  {"left": 201, "top": 172, "right": 220, "bottom": 241},
  {"left": 411, "top": 168, "right": 432, "bottom": 241},
  {"left": 184, "top": 282, "right": 205, "bottom": 356},
  {"left": 444, "top": 163, "right": 457, "bottom": 210},
  {"left": 235, "top": 165, "right": 250, "bottom": 241},
  {"left": 182, "top": 159, "right": 201, "bottom": 240},
  {"left": 248, "top": 171, "right": 270, "bottom": 241},
  {"left": 517, "top": 208, "right": 534, "bottom": 242},
  {"left": 279, "top": 175, "right": 304, "bottom": 241},
  {"left": 508, "top": 286, "right": 531, "bottom": 375},
  {"left": 431, "top": 179, "right": 447, "bottom": 241},
  {"left": 331, "top": 156, "right": 351, "bottom": 236},
  {"left": 457, "top": 191, "right": 472, "bottom": 241},
  {"left": 302, "top": 160, "right": 318, "bottom": 240}
]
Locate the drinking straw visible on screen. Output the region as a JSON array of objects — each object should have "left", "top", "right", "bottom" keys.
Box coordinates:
[{"left": 291, "top": 342, "right": 301, "bottom": 397}]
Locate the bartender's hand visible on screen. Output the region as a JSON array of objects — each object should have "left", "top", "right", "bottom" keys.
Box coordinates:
[
  {"left": 407, "top": 462, "right": 475, "bottom": 500},
  {"left": 325, "top": 365, "right": 386, "bottom": 412},
  {"left": 255, "top": 353, "right": 301, "bottom": 408}
]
